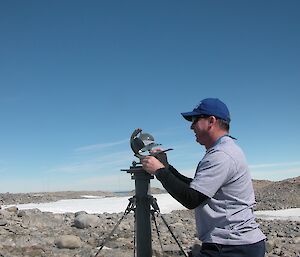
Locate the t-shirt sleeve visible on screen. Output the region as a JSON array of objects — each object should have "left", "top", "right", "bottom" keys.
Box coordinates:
[{"left": 190, "top": 150, "right": 234, "bottom": 198}]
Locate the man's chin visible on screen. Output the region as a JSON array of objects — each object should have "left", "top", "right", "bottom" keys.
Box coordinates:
[
  {"left": 195, "top": 136, "right": 206, "bottom": 146},
  {"left": 196, "top": 138, "right": 203, "bottom": 145}
]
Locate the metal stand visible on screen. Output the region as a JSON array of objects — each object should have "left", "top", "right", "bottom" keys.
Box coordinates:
[
  {"left": 93, "top": 162, "right": 187, "bottom": 257},
  {"left": 126, "top": 163, "right": 153, "bottom": 257}
]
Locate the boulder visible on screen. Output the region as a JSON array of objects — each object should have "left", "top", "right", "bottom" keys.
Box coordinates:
[
  {"left": 5, "top": 206, "right": 18, "bottom": 213},
  {"left": 0, "top": 219, "right": 7, "bottom": 226},
  {"left": 55, "top": 235, "right": 82, "bottom": 249},
  {"left": 293, "top": 236, "right": 300, "bottom": 244},
  {"left": 74, "top": 214, "right": 100, "bottom": 229},
  {"left": 75, "top": 211, "right": 88, "bottom": 217}
]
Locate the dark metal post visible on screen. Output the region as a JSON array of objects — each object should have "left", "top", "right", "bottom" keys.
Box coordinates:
[{"left": 125, "top": 164, "right": 153, "bottom": 257}]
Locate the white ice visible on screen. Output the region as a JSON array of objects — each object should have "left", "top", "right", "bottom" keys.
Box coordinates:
[
  {"left": 3, "top": 193, "right": 300, "bottom": 221},
  {"left": 3, "top": 194, "right": 186, "bottom": 214},
  {"left": 255, "top": 208, "right": 300, "bottom": 221}
]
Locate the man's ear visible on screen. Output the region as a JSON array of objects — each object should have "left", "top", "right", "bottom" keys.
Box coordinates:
[{"left": 208, "top": 116, "right": 217, "bottom": 125}]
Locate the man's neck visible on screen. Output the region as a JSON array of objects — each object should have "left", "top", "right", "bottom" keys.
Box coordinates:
[{"left": 205, "top": 131, "right": 228, "bottom": 150}]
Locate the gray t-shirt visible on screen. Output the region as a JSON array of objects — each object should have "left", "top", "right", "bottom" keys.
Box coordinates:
[{"left": 190, "top": 136, "right": 266, "bottom": 245}]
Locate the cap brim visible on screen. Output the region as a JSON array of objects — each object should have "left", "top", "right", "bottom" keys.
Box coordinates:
[{"left": 181, "top": 111, "right": 198, "bottom": 121}]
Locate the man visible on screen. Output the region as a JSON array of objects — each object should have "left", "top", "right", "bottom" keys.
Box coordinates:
[{"left": 141, "top": 98, "right": 266, "bottom": 257}]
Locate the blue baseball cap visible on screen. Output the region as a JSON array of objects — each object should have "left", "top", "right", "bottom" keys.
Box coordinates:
[{"left": 181, "top": 98, "right": 231, "bottom": 122}]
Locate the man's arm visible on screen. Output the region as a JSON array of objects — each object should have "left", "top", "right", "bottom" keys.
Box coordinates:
[
  {"left": 168, "top": 165, "right": 193, "bottom": 185},
  {"left": 153, "top": 151, "right": 193, "bottom": 184},
  {"left": 142, "top": 155, "right": 209, "bottom": 209},
  {"left": 155, "top": 167, "right": 208, "bottom": 209}
]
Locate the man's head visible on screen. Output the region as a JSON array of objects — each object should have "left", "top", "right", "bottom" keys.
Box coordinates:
[
  {"left": 181, "top": 98, "right": 231, "bottom": 148},
  {"left": 181, "top": 98, "right": 230, "bottom": 123}
]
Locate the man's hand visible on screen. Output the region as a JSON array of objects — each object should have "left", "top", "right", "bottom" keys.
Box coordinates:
[
  {"left": 149, "top": 148, "right": 169, "bottom": 169},
  {"left": 141, "top": 156, "right": 165, "bottom": 174}
]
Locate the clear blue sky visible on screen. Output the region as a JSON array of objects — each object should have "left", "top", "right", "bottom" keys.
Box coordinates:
[{"left": 1, "top": 1, "right": 299, "bottom": 193}]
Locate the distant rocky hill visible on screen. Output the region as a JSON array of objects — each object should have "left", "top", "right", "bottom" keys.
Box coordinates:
[
  {"left": 253, "top": 176, "right": 300, "bottom": 210},
  {"left": 0, "top": 190, "right": 116, "bottom": 206},
  {"left": 126, "top": 187, "right": 166, "bottom": 196}
]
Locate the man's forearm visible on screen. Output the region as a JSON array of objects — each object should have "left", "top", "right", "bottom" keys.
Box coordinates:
[
  {"left": 155, "top": 168, "right": 208, "bottom": 209},
  {"left": 168, "top": 165, "right": 193, "bottom": 185}
]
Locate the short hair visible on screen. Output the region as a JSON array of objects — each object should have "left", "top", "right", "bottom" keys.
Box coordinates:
[{"left": 217, "top": 119, "right": 230, "bottom": 131}]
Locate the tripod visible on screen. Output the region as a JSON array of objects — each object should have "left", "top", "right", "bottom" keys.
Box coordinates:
[{"left": 94, "top": 163, "right": 188, "bottom": 257}]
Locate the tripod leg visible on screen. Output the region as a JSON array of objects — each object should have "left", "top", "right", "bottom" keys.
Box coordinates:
[
  {"left": 149, "top": 196, "right": 188, "bottom": 257},
  {"left": 160, "top": 214, "right": 188, "bottom": 257},
  {"left": 133, "top": 212, "right": 136, "bottom": 257},
  {"left": 151, "top": 211, "right": 164, "bottom": 255},
  {"left": 94, "top": 198, "right": 135, "bottom": 257}
]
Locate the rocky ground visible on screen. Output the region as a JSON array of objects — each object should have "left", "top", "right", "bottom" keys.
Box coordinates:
[{"left": 0, "top": 177, "right": 299, "bottom": 257}]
